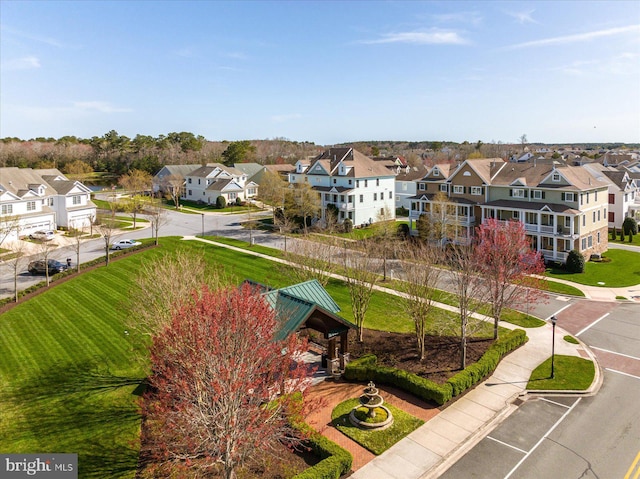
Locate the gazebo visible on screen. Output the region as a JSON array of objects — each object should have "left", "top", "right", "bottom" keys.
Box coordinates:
[{"left": 243, "top": 279, "right": 356, "bottom": 372}]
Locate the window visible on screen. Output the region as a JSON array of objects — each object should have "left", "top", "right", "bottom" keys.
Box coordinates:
[
  {"left": 440, "top": 184, "right": 447, "bottom": 192},
  {"left": 512, "top": 189, "right": 525, "bottom": 198},
  {"left": 374, "top": 193, "right": 377, "bottom": 201},
  {"left": 512, "top": 211, "right": 520, "bottom": 219},
  {"left": 609, "top": 193, "right": 615, "bottom": 204},
  {"left": 582, "top": 215, "right": 585, "bottom": 227},
  {"left": 419, "top": 183, "right": 426, "bottom": 191},
  {"left": 593, "top": 212, "right": 596, "bottom": 222},
  {"left": 532, "top": 190, "right": 543, "bottom": 199},
  {"left": 609, "top": 211, "right": 615, "bottom": 222},
  {"left": 228, "top": 192, "right": 237, "bottom": 200},
  {"left": 1, "top": 204, "right": 12, "bottom": 215},
  {"left": 588, "top": 236, "right": 593, "bottom": 247},
  {"left": 563, "top": 192, "right": 575, "bottom": 202},
  {"left": 388, "top": 191, "right": 392, "bottom": 199},
  {"left": 72, "top": 195, "right": 81, "bottom": 205},
  {"left": 471, "top": 186, "right": 482, "bottom": 195},
  {"left": 565, "top": 216, "right": 571, "bottom": 227},
  {"left": 364, "top": 180, "right": 368, "bottom": 187},
  {"left": 198, "top": 179, "right": 201, "bottom": 185},
  {"left": 625, "top": 193, "right": 628, "bottom": 201},
  {"left": 595, "top": 191, "right": 598, "bottom": 201},
  {"left": 188, "top": 189, "right": 192, "bottom": 195},
  {"left": 586, "top": 193, "right": 589, "bottom": 203},
  {"left": 433, "top": 169, "right": 440, "bottom": 176},
  {"left": 552, "top": 173, "right": 560, "bottom": 182},
  {"left": 188, "top": 178, "right": 192, "bottom": 184},
  {"left": 206, "top": 180, "right": 210, "bottom": 186},
  {"left": 203, "top": 191, "right": 206, "bottom": 196},
  {"left": 27, "top": 201, "right": 36, "bottom": 211},
  {"left": 359, "top": 195, "right": 363, "bottom": 203},
  {"left": 348, "top": 212, "right": 353, "bottom": 220},
  {"left": 333, "top": 178, "right": 337, "bottom": 184},
  {"left": 348, "top": 179, "right": 352, "bottom": 185},
  {"left": 597, "top": 210, "right": 601, "bottom": 221},
  {"left": 453, "top": 185, "right": 464, "bottom": 194},
  {"left": 376, "top": 179, "right": 380, "bottom": 186},
  {"left": 356, "top": 180, "right": 359, "bottom": 188},
  {"left": 291, "top": 175, "right": 296, "bottom": 181},
  {"left": 348, "top": 195, "right": 354, "bottom": 203},
  {"left": 581, "top": 238, "right": 586, "bottom": 250},
  {"left": 597, "top": 232, "right": 600, "bottom": 244}
]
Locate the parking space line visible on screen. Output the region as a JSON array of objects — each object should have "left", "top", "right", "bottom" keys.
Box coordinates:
[
  {"left": 593, "top": 346, "right": 640, "bottom": 362},
  {"left": 504, "top": 398, "right": 581, "bottom": 479},
  {"left": 540, "top": 397, "right": 572, "bottom": 409},
  {"left": 486, "top": 436, "right": 528, "bottom": 454},
  {"left": 576, "top": 312, "right": 609, "bottom": 337},
  {"left": 606, "top": 368, "right": 640, "bottom": 381},
  {"left": 623, "top": 450, "right": 640, "bottom": 479}
]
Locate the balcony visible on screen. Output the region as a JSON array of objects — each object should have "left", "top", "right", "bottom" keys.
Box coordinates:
[
  {"left": 541, "top": 250, "right": 568, "bottom": 263},
  {"left": 410, "top": 211, "right": 475, "bottom": 226},
  {"left": 324, "top": 201, "right": 354, "bottom": 212}
]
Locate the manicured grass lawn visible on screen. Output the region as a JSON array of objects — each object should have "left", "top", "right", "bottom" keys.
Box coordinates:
[
  {"left": 526, "top": 355, "right": 595, "bottom": 390},
  {"left": 546, "top": 249, "right": 640, "bottom": 287},
  {"left": 543, "top": 281, "right": 585, "bottom": 297},
  {"left": 608, "top": 232, "right": 640, "bottom": 246},
  {"left": 331, "top": 398, "right": 424, "bottom": 455}
]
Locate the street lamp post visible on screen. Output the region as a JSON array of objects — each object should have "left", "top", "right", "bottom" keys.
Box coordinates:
[
  {"left": 550, "top": 315, "right": 557, "bottom": 379},
  {"left": 201, "top": 213, "right": 204, "bottom": 237}
]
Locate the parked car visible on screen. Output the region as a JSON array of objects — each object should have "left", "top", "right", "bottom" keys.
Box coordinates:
[
  {"left": 28, "top": 259, "right": 68, "bottom": 275},
  {"left": 110, "top": 239, "right": 142, "bottom": 250},
  {"left": 29, "top": 230, "right": 55, "bottom": 241}
]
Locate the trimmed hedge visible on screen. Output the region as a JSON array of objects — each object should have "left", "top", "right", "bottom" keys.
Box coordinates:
[
  {"left": 291, "top": 418, "right": 352, "bottom": 479},
  {"left": 344, "top": 329, "right": 528, "bottom": 406}
]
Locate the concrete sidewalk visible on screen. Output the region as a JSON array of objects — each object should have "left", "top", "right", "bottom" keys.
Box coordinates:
[{"left": 349, "top": 321, "right": 601, "bottom": 479}]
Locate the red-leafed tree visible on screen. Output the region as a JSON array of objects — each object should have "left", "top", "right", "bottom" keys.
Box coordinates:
[
  {"left": 475, "top": 218, "right": 546, "bottom": 339},
  {"left": 141, "top": 284, "right": 311, "bottom": 479}
]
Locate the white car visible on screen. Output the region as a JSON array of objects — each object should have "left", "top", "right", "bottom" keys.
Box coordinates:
[
  {"left": 29, "top": 230, "right": 55, "bottom": 241},
  {"left": 110, "top": 239, "right": 142, "bottom": 250}
]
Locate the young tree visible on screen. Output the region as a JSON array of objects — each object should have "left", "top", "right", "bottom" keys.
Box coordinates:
[
  {"left": 342, "top": 238, "right": 379, "bottom": 342},
  {"left": 144, "top": 198, "right": 168, "bottom": 246},
  {"left": 67, "top": 225, "right": 87, "bottom": 273},
  {"left": 141, "top": 284, "right": 310, "bottom": 479},
  {"left": 161, "top": 173, "right": 185, "bottom": 209},
  {"left": 6, "top": 237, "right": 28, "bottom": 302},
  {"left": 280, "top": 237, "right": 337, "bottom": 288},
  {"left": 286, "top": 183, "right": 320, "bottom": 235},
  {"left": 0, "top": 215, "right": 20, "bottom": 249},
  {"left": 416, "top": 192, "right": 456, "bottom": 244},
  {"left": 119, "top": 169, "right": 152, "bottom": 227},
  {"left": 371, "top": 207, "right": 397, "bottom": 281},
  {"left": 475, "top": 219, "right": 546, "bottom": 339},
  {"left": 95, "top": 208, "right": 119, "bottom": 266},
  {"left": 257, "top": 170, "right": 285, "bottom": 222},
  {"left": 400, "top": 243, "right": 444, "bottom": 360},
  {"left": 447, "top": 243, "right": 488, "bottom": 370}
]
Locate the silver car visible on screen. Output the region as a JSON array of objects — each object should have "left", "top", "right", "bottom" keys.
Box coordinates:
[{"left": 110, "top": 239, "right": 142, "bottom": 250}]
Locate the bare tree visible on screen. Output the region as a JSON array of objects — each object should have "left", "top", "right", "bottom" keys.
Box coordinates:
[
  {"left": 342, "top": 238, "right": 379, "bottom": 342},
  {"left": 95, "top": 209, "right": 119, "bottom": 266},
  {"left": 161, "top": 174, "right": 185, "bottom": 209},
  {"left": 416, "top": 191, "right": 457, "bottom": 244},
  {"left": 256, "top": 170, "right": 285, "bottom": 222},
  {"left": 286, "top": 183, "right": 320, "bottom": 235},
  {"left": 119, "top": 169, "right": 152, "bottom": 228},
  {"left": 144, "top": 199, "right": 168, "bottom": 246},
  {"left": 372, "top": 207, "right": 398, "bottom": 281},
  {"left": 447, "top": 243, "right": 488, "bottom": 370},
  {"left": 400, "top": 243, "right": 444, "bottom": 360},
  {"left": 34, "top": 236, "right": 59, "bottom": 287},
  {"left": 6, "top": 238, "right": 28, "bottom": 302},
  {"left": 126, "top": 249, "right": 228, "bottom": 337},
  {"left": 67, "top": 225, "right": 87, "bottom": 273},
  {"left": 0, "top": 215, "right": 20, "bottom": 249},
  {"left": 520, "top": 134, "right": 528, "bottom": 152},
  {"left": 280, "top": 237, "right": 337, "bottom": 288}
]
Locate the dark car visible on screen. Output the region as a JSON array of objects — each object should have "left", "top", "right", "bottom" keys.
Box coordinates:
[{"left": 28, "top": 259, "right": 68, "bottom": 275}]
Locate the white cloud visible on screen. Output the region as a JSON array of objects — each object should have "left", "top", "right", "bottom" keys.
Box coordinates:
[
  {"left": 1, "top": 56, "right": 41, "bottom": 71},
  {"left": 72, "top": 101, "right": 133, "bottom": 113},
  {"left": 361, "top": 29, "right": 469, "bottom": 45},
  {"left": 505, "top": 9, "right": 538, "bottom": 24},
  {"left": 504, "top": 24, "right": 640, "bottom": 50},
  {"left": 1, "top": 25, "right": 65, "bottom": 48},
  {"left": 271, "top": 113, "right": 302, "bottom": 123}
]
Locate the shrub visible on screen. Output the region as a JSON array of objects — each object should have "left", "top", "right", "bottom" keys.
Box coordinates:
[
  {"left": 342, "top": 218, "right": 353, "bottom": 233},
  {"left": 565, "top": 249, "right": 585, "bottom": 273},
  {"left": 216, "top": 195, "right": 226, "bottom": 209},
  {"left": 397, "top": 223, "right": 410, "bottom": 239},
  {"left": 622, "top": 216, "right": 638, "bottom": 242},
  {"left": 344, "top": 329, "right": 527, "bottom": 405}
]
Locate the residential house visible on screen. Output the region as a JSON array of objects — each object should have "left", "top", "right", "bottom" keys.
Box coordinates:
[
  {"left": 394, "top": 165, "right": 428, "bottom": 211},
  {"left": 0, "top": 167, "right": 95, "bottom": 241},
  {"left": 583, "top": 163, "right": 637, "bottom": 228},
  {"left": 183, "top": 163, "right": 258, "bottom": 205},
  {"left": 289, "top": 147, "right": 396, "bottom": 226},
  {"left": 152, "top": 164, "right": 200, "bottom": 196},
  {"left": 482, "top": 162, "right": 609, "bottom": 262},
  {"left": 409, "top": 159, "right": 610, "bottom": 262}
]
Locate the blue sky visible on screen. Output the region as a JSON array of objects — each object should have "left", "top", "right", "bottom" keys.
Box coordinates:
[{"left": 1, "top": 1, "right": 639, "bottom": 145}]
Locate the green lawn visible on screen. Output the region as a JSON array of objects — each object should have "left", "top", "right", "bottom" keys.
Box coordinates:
[
  {"left": 546, "top": 249, "right": 640, "bottom": 287},
  {"left": 526, "top": 355, "right": 595, "bottom": 390},
  {"left": 331, "top": 398, "right": 424, "bottom": 455}
]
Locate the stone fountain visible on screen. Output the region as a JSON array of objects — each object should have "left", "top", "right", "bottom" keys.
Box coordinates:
[{"left": 348, "top": 381, "right": 394, "bottom": 430}]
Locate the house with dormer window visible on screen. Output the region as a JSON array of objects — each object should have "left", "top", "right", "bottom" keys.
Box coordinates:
[
  {"left": 0, "top": 167, "right": 95, "bottom": 241},
  {"left": 289, "top": 147, "right": 395, "bottom": 226},
  {"left": 583, "top": 163, "right": 638, "bottom": 229},
  {"left": 482, "top": 163, "right": 609, "bottom": 262},
  {"left": 183, "top": 163, "right": 258, "bottom": 205}
]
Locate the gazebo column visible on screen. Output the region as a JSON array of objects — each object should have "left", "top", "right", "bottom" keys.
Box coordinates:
[{"left": 340, "top": 332, "right": 349, "bottom": 369}]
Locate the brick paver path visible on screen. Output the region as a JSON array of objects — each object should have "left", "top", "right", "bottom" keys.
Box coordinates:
[{"left": 304, "top": 380, "right": 440, "bottom": 471}]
